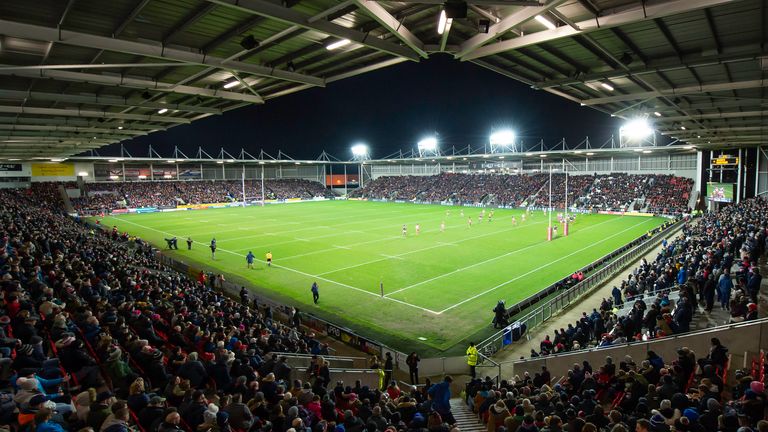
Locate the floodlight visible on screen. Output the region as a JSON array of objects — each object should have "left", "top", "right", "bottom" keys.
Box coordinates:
[
  {"left": 654, "top": 111, "right": 662, "bottom": 117},
  {"left": 601, "top": 82, "right": 614, "bottom": 91},
  {"left": 157, "top": 108, "right": 168, "bottom": 114},
  {"left": 438, "top": 10, "right": 448, "bottom": 34},
  {"left": 620, "top": 118, "right": 653, "bottom": 142},
  {"left": 351, "top": 143, "right": 369, "bottom": 157},
  {"left": 535, "top": 15, "right": 556, "bottom": 30},
  {"left": 326, "top": 39, "right": 351, "bottom": 50},
  {"left": 489, "top": 129, "right": 515, "bottom": 151},
  {"left": 417, "top": 137, "right": 438, "bottom": 151},
  {"left": 223, "top": 80, "right": 239, "bottom": 89}
]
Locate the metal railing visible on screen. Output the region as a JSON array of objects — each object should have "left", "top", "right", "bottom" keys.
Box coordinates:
[{"left": 476, "top": 218, "right": 685, "bottom": 359}]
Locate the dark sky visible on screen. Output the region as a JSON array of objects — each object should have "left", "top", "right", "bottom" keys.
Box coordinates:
[{"left": 111, "top": 54, "right": 624, "bottom": 160}]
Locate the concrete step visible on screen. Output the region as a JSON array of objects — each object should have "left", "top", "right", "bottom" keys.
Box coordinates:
[{"left": 449, "top": 398, "right": 485, "bottom": 432}]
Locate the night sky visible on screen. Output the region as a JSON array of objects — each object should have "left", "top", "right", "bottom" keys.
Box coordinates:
[{"left": 111, "top": 54, "right": 624, "bottom": 160}]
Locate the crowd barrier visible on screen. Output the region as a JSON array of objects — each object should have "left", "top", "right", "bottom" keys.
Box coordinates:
[{"left": 507, "top": 317, "right": 768, "bottom": 379}]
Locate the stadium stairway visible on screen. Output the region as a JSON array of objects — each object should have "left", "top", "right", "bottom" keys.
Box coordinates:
[
  {"left": 58, "top": 184, "right": 75, "bottom": 213},
  {"left": 450, "top": 398, "right": 484, "bottom": 432}
]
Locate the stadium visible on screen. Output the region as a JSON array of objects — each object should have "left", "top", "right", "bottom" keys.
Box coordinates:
[{"left": 0, "top": 1, "right": 766, "bottom": 432}]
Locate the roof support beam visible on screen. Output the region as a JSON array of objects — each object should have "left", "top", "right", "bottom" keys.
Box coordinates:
[
  {"left": 0, "top": 69, "right": 264, "bottom": 104},
  {"left": 0, "top": 124, "right": 147, "bottom": 135},
  {"left": 582, "top": 79, "right": 768, "bottom": 106},
  {"left": 534, "top": 51, "right": 767, "bottom": 89},
  {"left": 0, "top": 106, "right": 192, "bottom": 124},
  {"left": 201, "top": 16, "right": 267, "bottom": 54},
  {"left": 352, "top": 0, "right": 428, "bottom": 58},
  {"left": 655, "top": 110, "right": 768, "bottom": 122},
  {"left": 456, "top": 0, "right": 568, "bottom": 59},
  {"left": 0, "top": 89, "right": 223, "bottom": 114},
  {"left": 163, "top": 3, "right": 217, "bottom": 45},
  {"left": 0, "top": 116, "right": 161, "bottom": 130},
  {"left": 0, "top": 19, "right": 324, "bottom": 87},
  {"left": 206, "top": 0, "right": 421, "bottom": 61},
  {"left": 460, "top": 0, "right": 741, "bottom": 61}
]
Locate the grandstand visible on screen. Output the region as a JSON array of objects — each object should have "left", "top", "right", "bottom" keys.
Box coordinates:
[{"left": 0, "top": 1, "right": 767, "bottom": 432}]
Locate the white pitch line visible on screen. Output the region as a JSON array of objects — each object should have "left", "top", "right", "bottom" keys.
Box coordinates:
[
  {"left": 333, "top": 245, "right": 351, "bottom": 250},
  {"left": 314, "top": 221, "right": 547, "bottom": 276},
  {"left": 380, "top": 254, "right": 405, "bottom": 260},
  {"left": 385, "top": 216, "right": 621, "bottom": 297},
  {"left": 109, "top": 216, "right": 439, "bottom": 314},
  {"left": 434, "top": 218, "right": 656, "bottom": 314}
]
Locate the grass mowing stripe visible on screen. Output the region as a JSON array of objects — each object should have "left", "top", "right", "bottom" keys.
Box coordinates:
[
  {"left": 314, "top": 221, "right": 548, "bottom": 277},
  {"left": 109, "top": 214, "right": 440, "bottom": 315},
  {"left": 384, "top": 216, "right": 622, "bottom": 298},
  {"left": 436, "top": 217, "right": 656, "bottom": 314}
]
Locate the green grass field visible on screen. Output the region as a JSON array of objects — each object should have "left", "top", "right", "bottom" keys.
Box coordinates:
[{"left": 97, "top": 201, "right": 665, "bottom": 354}]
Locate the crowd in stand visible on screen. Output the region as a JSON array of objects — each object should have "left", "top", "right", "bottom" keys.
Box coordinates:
[
  {"left": 465, "top": 336, "right": 766, "bottom": 432},
  {"left": 0, "top": 187, "right": 470, "bottom": 432},
  {"left": 353, "top": 173, "right": 693, "bottom": 215},
  {"left": 73, "top": 180, "right": 331, "bottom": 213},
  {"left": 645, "top": 176, "right": 695, "bottom": 215},
  {"left": 528, "top": 197, "right": 766, "bottom": 359}
]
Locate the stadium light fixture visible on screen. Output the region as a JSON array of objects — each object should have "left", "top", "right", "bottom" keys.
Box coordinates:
[
  {"left": 654, "top": 112, "right": 662, "bottom": 117},
  {"left": 351, "top": 143, "right": 370, "bottom": 160},
  {"left": 108, "top": 159, "right": 119, "bottom": 163},
  {"left": 437, "top": 10, "right": 453, "bottom": 34},
  {"left": 642, "top": 150, "right": 653, "bottom": 154},
  {"left": 417, "top": 136, "right": 437, "bottom": 151},
  {"left": 166, "top": 160, "right": 176, "bottom": 163},
  {"left": 586, "top": 152, "right": 595, "bottom": 156},
  {"left": 157, "top": 108, "right": 168, "bottom": 114},
  {"left": 684, "top": 145, "right": 694, "bottom": 150},
  {"left": 680, "top": 126, "right": 686, "bottom": 130},
  {"left": 117, "top": 126, "right": 124, "bottom": 130},
  {"left": 534, "top": 15, "right": 556, "bottom": 30},
  {"left": 216, "top": 161, "right": 224, "bottom": 164},
  {"left": 223, "top": 80, "right": 239, "bottom": 89},
  {"left": 109, "top": 175, "right": 119, "bottom": 180},
  {"left": 326, "top": 39, "right": 351, "bottom": 50},
  {"left": 489, "top": 129, "right": 516, "bottom": 152},
  {"left": 601, "top": 82, "right": 614, "bottom": 91},
  {"left": 138, "top": 175, "right": 147, "bottom": 179},
  {"left": 417, "top": 136, "right": 439, "bottom": 157},
  {"left": 620, "top": 118, "right": 654, "bottom": 142},
  {"left": 539, "top": 154, "right": 547, "bottom": 158}
]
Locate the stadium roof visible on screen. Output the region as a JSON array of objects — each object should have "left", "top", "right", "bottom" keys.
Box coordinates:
[{"left": 0, "top": 0, "right": 765, "bottom": 159}]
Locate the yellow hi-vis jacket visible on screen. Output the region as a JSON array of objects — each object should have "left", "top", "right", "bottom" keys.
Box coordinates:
[{"left": 466, "top": 345, "right": 479, "bottom": 366}]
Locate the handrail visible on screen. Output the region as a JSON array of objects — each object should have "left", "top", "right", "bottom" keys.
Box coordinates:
[
  {"left": 505, "top": 316, "right": 768, "bottom": 366},
  {"left": 477, "top": 217, "right": 684, "bottom": 360},
  {"left": 267, "top": 351, "right": 366, "bottom": 362},
  {"left": 326, "top": 367, "right": 380, "bottom": 373},
  {"left": 478, "top": 351, "right": 501, "bottom": 386}
]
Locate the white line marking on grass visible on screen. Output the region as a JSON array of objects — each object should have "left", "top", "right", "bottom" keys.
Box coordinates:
[
  {"left": 293, "top": 237, "right": 311, "bottom": 242},
  {"left": 314, "top": 221, "right": 546, "bottom": 276},
  {"left": 380, "top": 254, "right": 404, "bottom": 260},
  {"left": 385, "top": 216, "right": 621, "bottom": 298},
  {"left": 109, "top": 216, "right": 439, "bottom": 314},
  {"left": 434, "top": 218, "right": 656, "bottom": 314},
  {"left": 333, "top": 245, "right": 351, "bottom": 250},
  {"left": 437, "top": 241, "right": 458, "bottom": 246}
]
